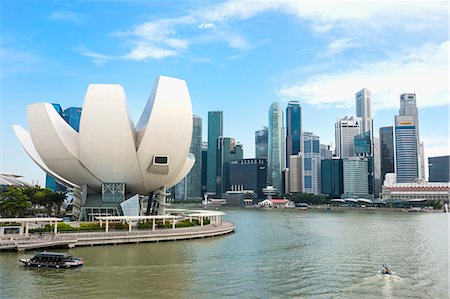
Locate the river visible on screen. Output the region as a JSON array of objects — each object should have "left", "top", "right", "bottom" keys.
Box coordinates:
[{"left": 0, "top": 208, "right": 448, "bottom": 298}]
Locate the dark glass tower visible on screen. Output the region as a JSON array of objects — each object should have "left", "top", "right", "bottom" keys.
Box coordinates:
[
  {"left": 255, "top": 127, "right": 268, "bottom": 159},
  {"left": 428, "top": 156, "right": 450, "bottom": 182},
  {"left": 63, "top": 107, "right": 82, "bottom": 132},
  {"left": 230, "top": 159, "right": 267, "bottom": 199},
  {"left": 321, "top": 158, "right": 343, "bottom": 198},
  {"left": 207, "top": 111, "right": 223, "bottom": 194},
  {"left": 286, "top": 101, "right": 302, "bottom": 167},
  {"left": 215, "top": 137, "right": 243, "bottom": 196},
  {"left": 380, "top": 126, "right": 394, "bottom": 182}
]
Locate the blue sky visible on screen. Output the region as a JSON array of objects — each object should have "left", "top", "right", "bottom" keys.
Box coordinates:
[{"left": 1, "top": 0, "right": 448, "bottom": 185}]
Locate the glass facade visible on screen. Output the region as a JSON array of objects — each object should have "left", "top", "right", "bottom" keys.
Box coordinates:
[
  {"left": 380, "top": 126, "right": 394, "bottom": 182},
  {"left": 120, "top": 194, "right": 140, "bottom": 216},
  {"left": 255, "top": 127, "right": 268, "bottom": 159},
  {"left": 268, "top": 102, "right": 285, "bottom": 192},
  {"left": 286, "top": 101, "right": 302, "bottom": 167},
  {"left": 395, "top": 115, "right": 418, "bottom": 183},
  {"left": 229, "top": 159, "right": 267, "bottom": 199},
  {"left": 321, "top": 159, "right": 343, "bottom": 198},
  {"left": 216, "top": 137, "right": 244, "bottom": 196},
  {"left": 63, "top": 107, "right": 82, "bottom": 132},
  {"left": 207, "top": 111, "right": 223, "bottom": 193},
  {"left": 303, "top": 132, "right": 321, "bottom": 195},
  {"left": 428, "top": 156, "right": 450, "bottom": 182}
]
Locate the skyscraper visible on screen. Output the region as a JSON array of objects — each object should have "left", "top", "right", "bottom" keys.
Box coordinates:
[
  {"left": 255, "top": 127, "right": 268, "bottom": 159},
  {"left": 63, "top": 107, "right": 82, "bottom": 132},
  {"left": 201, "top": 141, "right": 208, "bottom": 195},
  {"left": 174, "top": 115, "right": 203, "bottom": 200},
  {"left": 229, "top": 158, "right": 267, "bottom": 199},
  {"left": 321, "top": 158, "right": 343, "bottom": 198},
  {"left": 286, "top": 101, "right": 302, "bottom": 167},
  {"left": 216, "top": 137, "right": 243, "bottom": 196},
  {"left": 380, "top": 126, "right": 395, "bottom": 182},
  {"left": 395, "top": 115, "right": 418, "bottom": 183},
  {"left": 428, "top": 156, "right": 450, "bottom": 182},
  {"left": 343, "top": 157, "right": 369, "bottom": 198},
  {"left": 207, "top": 111, "right": 223, "bottom": 194},
  {"left": 355, "top": 88, "right": 372, "bottom": 134},
  {"left": 399, "top": 93, "right": 424, "bottom": 180},
  {"left": 335, "top": 116, "right": 362, "bottom": 159},
  {"left": 320, "top": 144, "right": 333, "bottom": 160},
  {"left": 303, "top": 132, "right": 321, "bottom": 195},
  {"left": 268, "top": 103, "right": 285, "bottom": 192},
  {"left": 289, "top": 153, "right": 304, "bottom": 193}
]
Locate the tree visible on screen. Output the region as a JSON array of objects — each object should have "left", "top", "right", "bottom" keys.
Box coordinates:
[
  {"left": 0, "top": 187, "right": 31, "bottom": 217},
  {"left": 32, "top": 188, "right": 66, "bottom": 216}
]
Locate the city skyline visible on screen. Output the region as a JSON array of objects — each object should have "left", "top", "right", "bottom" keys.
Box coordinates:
[{"left": 1, "top": 1, "right": 448, "bottom": 185}]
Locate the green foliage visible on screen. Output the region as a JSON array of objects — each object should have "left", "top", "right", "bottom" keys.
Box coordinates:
[
  {"left": 0, "top": 187, "right": 31, "bottom": 217},
  {"left": 79, "top": 222, "right": 103, "bottom": 231},
  {"left": 284, "top": 192, "right": 329, "bottom": 205},
  {"left": 425, "top": 199, "right": 444, "bottom": 210},
  {"left": 109, "top": 222, "right": 129, "bottom": 230},
  {"left": 31, "top": 187, "right": 66, "bottom": 216}
]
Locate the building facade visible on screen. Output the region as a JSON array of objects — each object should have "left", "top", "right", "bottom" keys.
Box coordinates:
[
  {"left": 395, "top": 115, "right": 418, "bottom": 183},
  {"left": 343, "top": 157, "right": 369, "bottom": 198},
  {"left": 335, "top": 116, "right": 362, "bottom": 159},
  {"left": 63, "top": 107, "right": 82, "bottom": 132},
  {"left": 320, "top": 144, "right": 333, "bottom": 160},
  {"left": 229, "top": 158, "right": 267, "bottom": 199},
  {"left": 380, "top": 126, "right": 395, "bottom": 182},
  {"left": 428, "top": 156, "right": 450, "bottom": 182},
  {"left": 216, "top": 137, "right": 243, "bottom": 196},
  {"left": 268, "top": 102, "right": 285, "bottom": 192},
  {"left": 381, "top": 177, "right": 450, "bottom": 202},
  {"left": 286, "top": 101, "right": 302, "bottom": 167},
  {"left": 201, "top": 141, "right": 208, "bottom": 195},
  {"left": 303, "top": 132, "right": 321, "bottom": 195},
  {"left": 207, "top": 111, "right": 223, "bottom": 194},
  {"left": 355, "top": 88, "right": 372, "bottom": 134},
  {"left": 289, "top": 153, "right": 303, "bottom": 193},
  {"left": 255, "top": 127, "right": 268, "bottom": 159},
  {"left": 321, "top": 158, "right": 343, "bottom": 198}
]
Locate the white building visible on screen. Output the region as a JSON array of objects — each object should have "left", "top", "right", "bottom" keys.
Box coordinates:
[
  {"left": 335, "top": 116, "right": 362, "bottom": 159},
  {"left": 303, "top": 132, "right": 321, "bottom": 195},
  {"left": 268, "top": 102, "right": 286, "bottom": 193},
  {"left": 355, "top": 88, "right": 372, "bottom": 134},
  {"left": 343, "top": 157, "right": 369, "bottom": 198},
  {"left": 289, "top": 153, "right": 303, "bottom": 193}
]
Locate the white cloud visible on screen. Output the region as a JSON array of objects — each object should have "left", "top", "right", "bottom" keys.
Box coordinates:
[
  {"left": 49, "top": 11, "right": 83, "bottom": 24},
  {"left": 122, "top": 44, "right": 178, "bottom": 60},
  {"left": 276, "top": 41, "right": 449, "bottom": 110},
  {"left": 198, "top": 23, "right": 215, "bottom": 29},
  {"left": 325, "top": 38, "right": 355, "bottom": 55}
]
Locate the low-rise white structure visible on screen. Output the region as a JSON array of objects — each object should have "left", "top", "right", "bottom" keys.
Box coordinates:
[{"left": 258, "top": 199, "right": 294, "bottom": 208}]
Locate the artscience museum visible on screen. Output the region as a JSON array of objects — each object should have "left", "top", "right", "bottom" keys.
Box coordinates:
[{"left": 13, "top": 76, "right": 195, "bottom": 220}]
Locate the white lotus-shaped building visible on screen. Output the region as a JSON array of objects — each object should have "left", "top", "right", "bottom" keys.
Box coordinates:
[{"left": 13, "top": 76, "right": 195, "bottom": 218}]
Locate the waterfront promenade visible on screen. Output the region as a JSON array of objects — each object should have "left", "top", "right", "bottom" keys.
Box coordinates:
[{"left": 0, "top": 221, "right": 235, "bottom": 251}]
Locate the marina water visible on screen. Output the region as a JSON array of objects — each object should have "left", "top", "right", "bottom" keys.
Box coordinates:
[{"left": 0, "top": 208, "right": 448, "bottom": 298}]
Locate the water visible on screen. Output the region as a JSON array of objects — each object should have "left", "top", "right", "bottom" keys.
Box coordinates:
[{"left": 0, "top": 208, "right": 448, "bottom": 298}]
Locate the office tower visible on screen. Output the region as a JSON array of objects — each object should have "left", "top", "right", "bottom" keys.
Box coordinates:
[
  {"left": 63, "top": 107, "right": 82, "bottom": 132},
  {"left": 282, "top": 168, "right": 289, "bottom": 194},
  {"left": 355, "top": 88, "right": 372, "bottom": 134},
  {"left": 380, "top": 126, "right": 395, "bottom": 182},
  {"left": 286, "top": 101, "right": 302, "bottom": 167},
  {"left": 216, "top": 137, "right": 243, "bottom": 196},
  {"left": 335, "top": 116, "right": 362, "bottom": 158},
  {"left": 201, "top": 141, "right": 208, "bottom": 195},
  {"left": 320, "top": 144, "right": 333, "bottom": 160},
  {"left": 174, "top": 115, "right": 203, "bottom": 200},
  {"left": 395, "top": 115, "right": 418, "bottom": 183},
  {"left": 354, "top": 131, "right": 374, "bottom": 195},
  {"left": 207, "top": 111, "right": 223, "bottom": 193},
  {"left": 428, "top": 156, "right": 450, "bottom": 182},
  {"left": 321, "top": 158, "right": 343, "bottom": 198},
  {"left": 399, "top": 93, "right": 424, "bottom": 180},
  {"left": 304, "top": 132, "right": 321, "bottom": 195},
  {"left": 373, "top": 137, "right": 382, "bottom": 197},
  {"left": 255, "top": 127, "right": 269, "bottom": 159},
  {"left": 229, "top": 159, "right": 267, "bottom": 199},
  {"left": 289, "top": 154, "right": 304, "bottom": 193},
  {"left": 268, "top": 102, "right": 285, "bottom": 192},
  {"left": 343, "top": 157, "right": 369, "bottom": 198}
]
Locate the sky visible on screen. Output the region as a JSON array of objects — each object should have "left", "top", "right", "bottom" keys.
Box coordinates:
[{"left": 0, "top": 0, "right": 448, "bottom": 185}]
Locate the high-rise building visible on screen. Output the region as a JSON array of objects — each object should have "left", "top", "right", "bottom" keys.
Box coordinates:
[
  {"left": 380, "top": 126, "right": 395, "bottom": 182},
  {"left": 216, "top": 137, "right": 243, "bottom": 196},
  {"left": 289, "top": 154, "right": 304, "bottom": 193},
  {"left": 268, "top": 102, "right": 285, "bottom": 192},
  {"left": 399, "top": 93, "right": 424, "bottom": 180},
  {"left": 355, "top": 88, "right": 372, "bottom": 134},
  {"left": 255, "top": 127, "right": 268, "bottom": 159},
  {"left": 373, "top": 137, "right": 382, "bottom": 197},
  {"left": 343, "top": 157, "right": 369, "bottom": 198},
  {"left": 174, "top": 115, "right": 203, "bottom": 200},
  {"left": 335, "top": 116, "right": 361, "bottom": 158},
  {"left": 395, "top": 115, "right": 418, "bottom": 183},
  {"left": 63, "top": 107, "right": 82, "bottom": 132},
  {"left": 230, "top": 159, "right": 267, "bottom": 199},
  {"left": 207, "top": 111, "right": 223, "bottom": 194},
  {"left": 321, "top": 158, "right": 343, "bottom": 198},
  {"left": 286, "top": 101, "right": 302, "bottom": 167},
  {"left": 201, "top": 142, "right": 208, "bottom": 195},
  {"left": 320, "top": 144, "right": 333, "bottom": 160},
  {"left": 428, "top": 156, "right": 450, "bottom": 182},
  {"left": 303, "top": 132, "right": 321, "bottom": 195},
  {"left": 354, "top": 131, "right": 374, "bottom": 195}
]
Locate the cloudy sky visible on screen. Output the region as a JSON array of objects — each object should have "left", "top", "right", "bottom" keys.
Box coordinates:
[{"left": 1, "top": 0, "right": 448, "bottom": 184}]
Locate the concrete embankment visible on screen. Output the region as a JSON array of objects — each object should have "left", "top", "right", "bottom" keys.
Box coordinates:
[{"left": 0, "top": 221, "right": 235, "bottom": 251}]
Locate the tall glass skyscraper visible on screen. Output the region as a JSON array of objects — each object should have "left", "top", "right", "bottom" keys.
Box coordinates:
[
  {"left": 395, "top": 115, "right": 418, "bottom": 183},
  {"left": 303, "top": 132, "right": 321, "bottom": 195},
  {"left": 428, "top": 156, "right": 450, "bottom": 182},
  {"left": 268, "top": 102, "right": 285, "bottom": 192},
  {"left": 355, "top": 88, "right": 372, "bottom": 134},
  {"left": 286, "top": 101, "right": 302, "bottom": 167},
  {"left": 343, "top": 157, "right": 369, "bottom": 198},
  {"left": 321, "top": 158, "right": 343, "bottom": 198},
  {"left": 216, "top": 137, "right": 243, "bottom": 196},
  {"left": 207, "top": 111, "right": 223, "bottom": 194},
  {"left": 255, "top": 127, "right": 268, "bottom": 159},
  {"left": 380, "top": 126, "right": 394, "bottom": 182},
  {"left": 335, "top": 116, "right": 361, "bottom": 159}
]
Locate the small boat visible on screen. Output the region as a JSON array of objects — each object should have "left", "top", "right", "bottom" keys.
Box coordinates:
[
  {"left": 20, "top": 252, "right": 84, "bottom": 268},
  {"left": 381, "top": 264, "right": 392, "bottom": 275}
]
